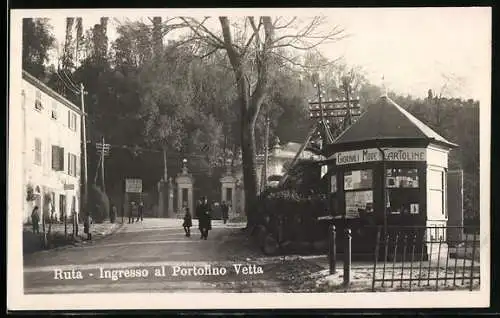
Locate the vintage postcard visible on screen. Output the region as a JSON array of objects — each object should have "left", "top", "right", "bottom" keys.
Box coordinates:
[{"left": 8, "top": 7, "right": 491, "bottom": 310}]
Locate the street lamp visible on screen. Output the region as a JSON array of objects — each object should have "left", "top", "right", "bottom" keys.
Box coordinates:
[{"left": 182, "top": 158, "right": 188, "bottom": 174}]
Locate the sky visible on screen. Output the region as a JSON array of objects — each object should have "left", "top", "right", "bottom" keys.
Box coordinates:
[{"left": 34, "top": 7, "right": 491, "bottom": 102}]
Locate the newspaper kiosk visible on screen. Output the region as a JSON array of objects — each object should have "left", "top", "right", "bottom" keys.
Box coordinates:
[{"left": 323, "top": 95, "right": 458, "bottom": 256}]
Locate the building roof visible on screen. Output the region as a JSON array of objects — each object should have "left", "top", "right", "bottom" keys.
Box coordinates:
[
  {"left": 22, "top": 70, "right": 83, "bottom": 115},
  {"left": 332, "top": 95, "right": 457, "bottom": 148}
]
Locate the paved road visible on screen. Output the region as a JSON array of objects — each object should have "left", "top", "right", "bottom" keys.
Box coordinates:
[{"left": 24, "top": 219, "right": 320, "bottom": 294}]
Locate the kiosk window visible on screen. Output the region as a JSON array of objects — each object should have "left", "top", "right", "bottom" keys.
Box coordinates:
[
  {"left": 344, "top": 169, "right": 373, "bottom": 218},
  {"left": 386, "top": 168, "right": 419, "bottom": 188},
  {"left": 344, "top": 169, "right": 373, "bottom": 190},
  {"left": 428, "top": 169, "right": 445, "bottom": 217},
  {"left": 330, "top": 175, "right": 337, "bottom": 193},
  {"left": 386, "top": 168, "right": 420, "bottom": 215}
]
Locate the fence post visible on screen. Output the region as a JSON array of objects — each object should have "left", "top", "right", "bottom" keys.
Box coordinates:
[
  {"left": 329, "top": 224, "right": 337, "bottom": 275},
  {"left": 372, "top": 226, "right": 381, "bottom": 291},
  {"left": 343, "top": 228, "right": 352, "bottom": 286},
  {"left": 469, "top": 232, "right": 478, "bottom": 291}
]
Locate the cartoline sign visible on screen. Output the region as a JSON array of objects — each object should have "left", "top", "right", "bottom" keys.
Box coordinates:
[{"left": 336, "top": 148, "right": 426, "bottom": 165}]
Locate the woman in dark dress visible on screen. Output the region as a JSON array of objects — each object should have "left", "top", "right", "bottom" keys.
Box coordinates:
[{"left": 182, "top": 207, "right": 192, "bottom": 237}]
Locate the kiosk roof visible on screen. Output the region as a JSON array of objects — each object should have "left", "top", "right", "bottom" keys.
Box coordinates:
[{"left": 333, "top": 95, "right": 457, "bottom": 148}]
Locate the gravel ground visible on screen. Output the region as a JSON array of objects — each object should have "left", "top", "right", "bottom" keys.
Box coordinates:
[{"left": 313, "top": 264, "right": 481, "bottom": 293}]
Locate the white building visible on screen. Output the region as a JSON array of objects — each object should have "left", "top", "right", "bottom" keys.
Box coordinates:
[{"left": 21, "top": 70, "right": 82, "bottom": 223}]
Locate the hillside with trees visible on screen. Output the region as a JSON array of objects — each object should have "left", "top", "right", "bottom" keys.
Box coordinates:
[{"left": 21, "top": 17, "right": 480, "bottom": 224}]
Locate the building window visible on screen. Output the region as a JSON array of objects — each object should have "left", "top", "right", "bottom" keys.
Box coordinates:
[
  {"left": 34, "top": 138, "right": 42, "bottom": 165},
  {"left": 68, "top": 111, "right": 77, "bottom": 131},
  {"left": 386, "top": 168, "right": 421, "bottom": 215},
  {"left": 344, "top": 169, "right": 373, "bottom": 218},
  {"left": 51, "top": 145, "right": 65, "bottom": 171},
  {"left": 67, "top": 153, "right": 77, "bottom": 176},
  {"left": 51, "top": 101, "right": 58, "bottom": 120},
  {"left": 428, "top": 169, "right": 445, "bottom": 216},
  {"left": 35, "top": 90, "right": 43, "bottom": 111}
]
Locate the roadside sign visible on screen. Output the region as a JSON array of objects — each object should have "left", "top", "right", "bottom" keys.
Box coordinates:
[{"left": 125, "top": 178, "right": 142, "bottom": 193}]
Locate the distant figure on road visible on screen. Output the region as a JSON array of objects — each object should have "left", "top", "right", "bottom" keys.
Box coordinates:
[
  {"left": 31, "top": 206, "right": 40, "bottom": 234},
  {"left": 84, "top": 214, "right": 92, "bottom": 240},
  {"left": 136, "top": 201, "right": 144, "bottom": 223},
  {"left": 182, "top": 207, "right": 192, "bottom": 237},
  {"left": 196, "top": 196, "right": 212, "bottom": 240},
  {"left": 110, "top": 203, "right": 117, "bottom": 223},
  {"left": 129, "top": 201, "right": 136, "bottom": 224},
  {"left": 221, "top": 201, "right": 229, "bottom": 224}
]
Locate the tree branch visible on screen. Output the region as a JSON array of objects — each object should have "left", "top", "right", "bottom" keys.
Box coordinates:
[
  {"left": 274, "top": 17, "right": 297, "bottom": 29},
  {"left": 180, "top": 17, "right": 226, "bottom": 49}
]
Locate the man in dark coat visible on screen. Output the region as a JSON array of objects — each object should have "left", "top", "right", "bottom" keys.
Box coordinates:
[
  {"left": 31, "top": 206, "right": 40, "bottom": 234},
  {"left": 196, "top": 196, "right": 212, "bottom": 240},
  {"left": 221, "top": 201, "right": 229, "bottom": 224},
  {"left": 136, "top": 201, "right": 144, "bottom": 223}
]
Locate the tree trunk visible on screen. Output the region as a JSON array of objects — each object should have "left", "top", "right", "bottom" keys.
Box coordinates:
[
  {"left": 152, "top": 17, "right": 163, "bottom": 59},
  {"left": 240, "top": 112, "right": 259, "bottom": 228},
  {"left": 63, "top": 18, "right": 75, "bottom": 70}
]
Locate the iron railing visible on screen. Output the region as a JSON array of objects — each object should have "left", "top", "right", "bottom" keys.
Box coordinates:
[{"left": 371, "top": 225, "right": 480, "bottom": 292}]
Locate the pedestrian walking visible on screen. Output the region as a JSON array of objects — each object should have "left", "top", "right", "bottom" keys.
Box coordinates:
[
  {"left": 221, "top": 201, "right": 229, "bottom": 224},
  {"left": 182, "top": 207, "right": 192, "bottom": 237},
  {"left": 136, "top": 201, "right": 144, "bottom": 223},
  {"left": 110, "top": 203, "right": 117, "bottom": 223},
  {"left": 128, "top": 201, "right": 136, "bottom": 224},
  {"left": 196, "top": 196, "right": 212, "bottom": 240},
  {"left": 31, "top": 206, "right": 40, "bottom": 234},
  {"left": 83, "top": 214, "right": 92, "bottom": 240}
]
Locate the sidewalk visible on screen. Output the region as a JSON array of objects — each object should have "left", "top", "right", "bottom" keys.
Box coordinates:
[{"left": 23, "top": 221, "right": 123, "bottom": 254}]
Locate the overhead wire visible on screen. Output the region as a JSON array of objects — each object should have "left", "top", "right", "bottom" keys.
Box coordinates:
[
  {"left": 55, "top": 70, "right": 80, "bottom": 95},
  {"left": 61, "top": 68, "right": 80, "bottom": 92}
]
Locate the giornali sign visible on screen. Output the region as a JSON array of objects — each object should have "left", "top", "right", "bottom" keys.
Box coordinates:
[{"left": 336, "top": 148, "right": 426, "bottom": 165}]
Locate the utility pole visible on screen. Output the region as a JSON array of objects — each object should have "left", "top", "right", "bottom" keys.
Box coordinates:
[
  {"left": 316, "top": 82, "right": 325, "bottom": 122},
  {"left": 163, "top": 147, "right": 168, "bottom": 181},
  {"left": 162, "top": 146, "right": 168, "bottom": 217},
  {"left": 101, "top": 135, "right": 106, "bottom": 193},
  {"left": 80, "top": 82, "right": 88, "bottom": 227},
  {"left": 279, "top": 81, "right": 362, "bottom": 188},
  {"left": 342, "top": 77, "right": 353, "bottom": 130}
]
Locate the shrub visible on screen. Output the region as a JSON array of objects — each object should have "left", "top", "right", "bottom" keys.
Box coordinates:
[
  {"left": 256, "top": 189, "right": 330, "bottom": 247},
  {"left": 89, "top": 185, "right": 110, "bottom": 223}
]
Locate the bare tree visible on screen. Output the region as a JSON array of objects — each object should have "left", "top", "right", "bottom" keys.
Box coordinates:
[
  {"left": 177, "top": 16, "right": 344, "bottom": 229},
  {"left": 428, "top": 71, "right": 466, "bottom": 129}
]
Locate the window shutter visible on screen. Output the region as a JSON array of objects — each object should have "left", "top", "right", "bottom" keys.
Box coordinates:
[
  {"left": 59, "top": 147, "right": 65, "bottom": 171},
  {"left": 67, "top": 153, "right": 71, "bottom": 174},
  {"left": 52, "top": 146, "right": 58, "bottom": 170}
]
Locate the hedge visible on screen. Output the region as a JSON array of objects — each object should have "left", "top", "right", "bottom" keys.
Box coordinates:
[{"left": 256, "top": 189, "right": 330, "bottom": 250}]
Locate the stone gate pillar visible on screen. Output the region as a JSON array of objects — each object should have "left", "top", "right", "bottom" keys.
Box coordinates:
[
  {"left": 220, "top": 167, "right": 237, "bottom": 217},
  {"left": 175, "top": 164, "right": 194, "bottom": 218},
  {"left": 167, "top": 177, "right": 174, "bottom": 217}
]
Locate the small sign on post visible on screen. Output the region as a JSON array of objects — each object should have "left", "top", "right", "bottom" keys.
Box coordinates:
[{"left": 125, "top": 178, "right": 142, "bottom": 193}]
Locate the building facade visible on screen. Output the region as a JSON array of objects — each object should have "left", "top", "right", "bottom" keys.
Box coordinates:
[{"left": 21, "top": 70, "right": 82, "bottom": 223}]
